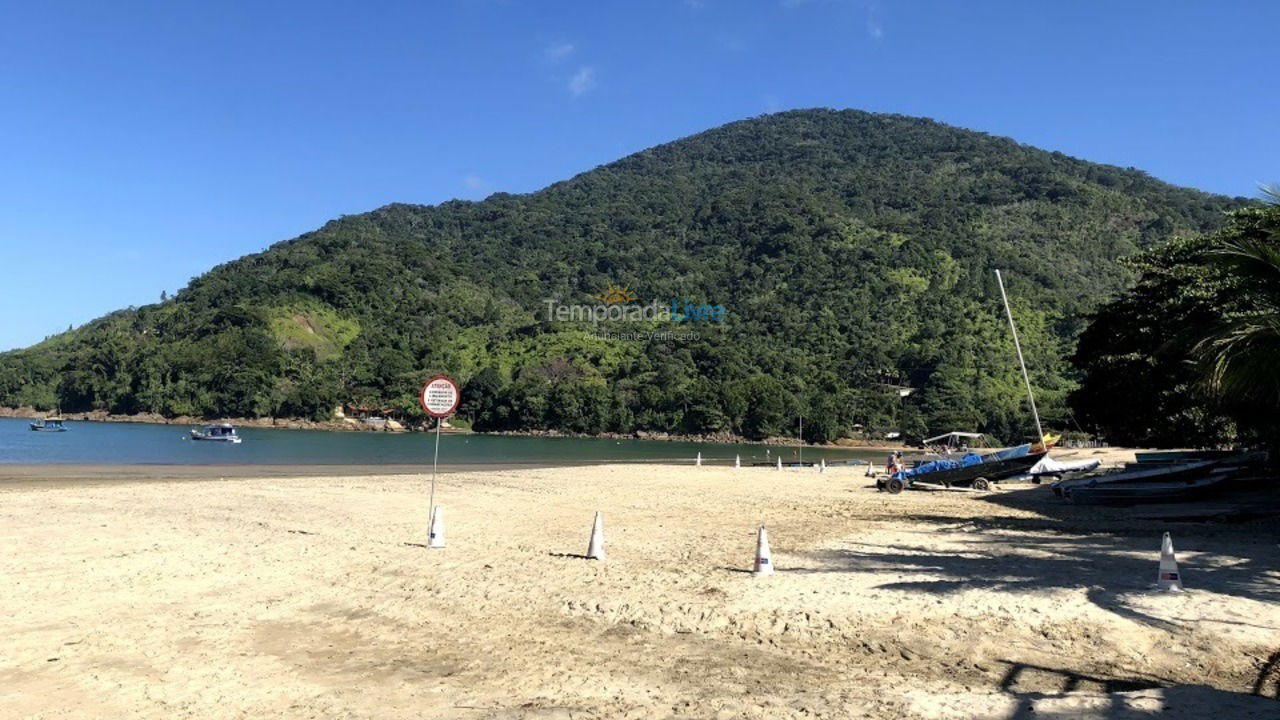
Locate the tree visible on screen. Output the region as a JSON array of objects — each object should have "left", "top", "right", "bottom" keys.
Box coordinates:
[
  {"left": 462, "top": 367, "right": 506, "bottom": 430},
  {"left": 738, "top": 376, "right": 790, "bottom": 440},
  {"left": 1192, "top": 193, "right": 1280, "bottom": 403},
  {"left": 1071, "top": 191, "right": 1280, "bottom": 450}
]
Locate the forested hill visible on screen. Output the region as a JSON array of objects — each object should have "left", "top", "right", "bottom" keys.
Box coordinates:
[{"left": 0, "top": 109, "right": 1247, "bottom": 442}]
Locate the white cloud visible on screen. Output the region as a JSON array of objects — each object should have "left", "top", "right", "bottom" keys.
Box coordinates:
[
  {"left": 544, "top": 42, "right": 575, "bottom": 63},
  {"left": 866, "top": 4, "right": 884, "bottom": 40},
  {"left": 568, "top": 66, "right": 596, "bottom": 97},
  {"left": 716, "top": 34, "right": 746, "bottom": 53},
  {"left": 463, "top": 174, "right": 486, "bottom": 191}
]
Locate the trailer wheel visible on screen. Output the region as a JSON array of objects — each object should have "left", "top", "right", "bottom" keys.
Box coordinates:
[
  {"left": 972, "top": 477, "right": 991, "bottom": 491},
  {"left": 886, "top": 478, "right": 905, "bottom": 494}
]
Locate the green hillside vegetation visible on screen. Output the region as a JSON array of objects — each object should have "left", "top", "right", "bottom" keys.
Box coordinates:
[
  {"left": 0, "top": 109, "right": 1247, "bottom": 443},
  {"left": 267, "top": 301, "right": 361, "bottom": 362}
]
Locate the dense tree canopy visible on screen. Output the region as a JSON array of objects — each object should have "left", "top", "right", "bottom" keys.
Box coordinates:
[
  {"left": 1071, "top": 193, "right": 1279, "bottom": 449},
  {"left": 0, "top": 109, "right": 1246, "bottom": 443}
]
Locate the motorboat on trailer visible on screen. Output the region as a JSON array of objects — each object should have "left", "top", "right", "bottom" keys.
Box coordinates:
[
  {"left": 190, "top": 424, "right": 242, "bottom": 443},
  {"left": 879, "top": 447, "right": 1048, "bottom": 493},
  {"left": 29, "top": 417, "right": 67, "bottom": 432}
]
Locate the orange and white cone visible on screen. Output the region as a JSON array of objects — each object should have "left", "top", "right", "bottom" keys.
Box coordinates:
[
  {"left": 753, "top": 525, "right": 774, "bottom": 575},
  {"left": 776, "top": 457, "right": 783, "bottom": 471},
  {"left": 734, "top": 454, "right": 741, "bottom": 469},
  {"left": 427, "top": 505, "right": 446, "bottom": 548},
  {"left": 696, "top": 452, "right": 702, "bottom": 467},
  {"left": 1157, "top": 532, "right": 1183, "bottom": 591},
  {"left": 586, "top": 511, "right": 605, "bottom": 561}
]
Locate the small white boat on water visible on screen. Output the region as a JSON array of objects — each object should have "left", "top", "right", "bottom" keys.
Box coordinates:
[
  {"left": 29, "top": 417, "right": 68, "bottom": 432},
  {"left": 190, "top": 424, "right": 242, "bottom": 443}
]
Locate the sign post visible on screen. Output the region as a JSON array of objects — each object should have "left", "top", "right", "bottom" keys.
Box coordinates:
[{"left": 420, "top": 375, "right": 461, "bottom": 546}]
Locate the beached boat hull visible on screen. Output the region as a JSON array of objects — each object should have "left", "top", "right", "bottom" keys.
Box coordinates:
[
  {"left": 1061, "top": 476, "right": 1231, "bottom": 504},
  {"left": 1052, "top": 459, "right": 1217, "bottom": 497},
  {"left": 1135, "top": 450, "right": 1241, "bottom": 465},
  {"left": 1052, "top": 451, "right": 1266, "bottom": 503}
]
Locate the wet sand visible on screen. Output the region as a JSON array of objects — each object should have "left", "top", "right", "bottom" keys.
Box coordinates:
[
  {"left": 2, "top": 461, "right": 1277, "bottom": 719},
  {"left": 0, "top": 447, "right": 1137, "bottom": 485},
  {"left": 0, "top": 462, "right": 585, "bottom": 487}
]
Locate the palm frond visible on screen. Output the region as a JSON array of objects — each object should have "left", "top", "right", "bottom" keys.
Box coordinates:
[{"left": 1193, "top": 313, "right": 1280, "bottom": 401}]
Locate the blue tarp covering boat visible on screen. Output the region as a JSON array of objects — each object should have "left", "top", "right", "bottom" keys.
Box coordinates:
[{"left": 882, "top": 448, "right": 1047, "bottom": 492}]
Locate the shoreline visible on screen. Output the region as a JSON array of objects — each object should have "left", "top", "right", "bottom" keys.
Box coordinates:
[
  {"left": 0, "top": 461, "right": 600, "bottom": 487},
  {"left": 0, "top": 405, "right": 908, "bottom": 450},
  {"left": 0, "top": 448, "right": 1139, "bottom": 486}
]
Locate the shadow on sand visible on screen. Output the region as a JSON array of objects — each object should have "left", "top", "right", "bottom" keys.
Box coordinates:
[
  {"left": 805, "top": 483, "right": 1280, "bottom": 706},
  {"left": 992, "top": 659, "right": 1277, "bottom": 718}
]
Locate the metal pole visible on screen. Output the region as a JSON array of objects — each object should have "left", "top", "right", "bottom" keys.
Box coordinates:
[
  {"left": 798, "top": 415, "right": 803, "bottom": 466},
  {"left": 995, "top": 270, "right": 1045, "bottom": 443},
  {"left": 429, "top": 417, "right": 441, "bottom": 511}
]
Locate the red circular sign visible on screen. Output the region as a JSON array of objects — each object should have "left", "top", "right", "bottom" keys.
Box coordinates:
[{"left": 420, "top": 375, "right": 461, "bottom": 418}]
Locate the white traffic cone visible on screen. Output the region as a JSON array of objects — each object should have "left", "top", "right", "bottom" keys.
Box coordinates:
[
  {"left": 776, "top": 456, "right": 783, "bottom": 471},
  {"left": 586, "top": 511, "right": 605, "bottom": 560},
  {"left": 753, "top": 525, "right": 774, "bottom": 575},
  {"left": 427, "top": 505, "right": 446, "bottom": 548},
  {"left": 696, "top": 452, "right": 702, "bottom": 467},
  {"left": 865, "top": 461, "right": 875, "bottom": 477},
  {"left": 734, "top": 454, "right": 741, "bottom": 469},
  {"left": 1157, "top": 532, "right": 1183, "bottom": 591},
  {"left": 820, "top": 458, "right": 827, "bottom": 473}
]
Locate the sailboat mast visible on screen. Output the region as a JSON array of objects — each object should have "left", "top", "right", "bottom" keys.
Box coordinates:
[{"left": 995, "top": 270, "right": 1045, "bottom": 443}]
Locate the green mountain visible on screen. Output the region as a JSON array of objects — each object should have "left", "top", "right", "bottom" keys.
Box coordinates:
[{"left": 0, "top": 109, "right": 1246, "bottom": 442}]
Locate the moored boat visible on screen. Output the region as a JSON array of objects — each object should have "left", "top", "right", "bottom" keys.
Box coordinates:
[
  {"left": 190, "top": 424, "right": 242, "bottom": 443},
  {"left": 29, "top": 417, "right": 67, "bottom": 432}
]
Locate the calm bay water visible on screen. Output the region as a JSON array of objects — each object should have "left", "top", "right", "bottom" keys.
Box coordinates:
[{"left": 0, "top": 417, "right": 880, "bottom": 467}]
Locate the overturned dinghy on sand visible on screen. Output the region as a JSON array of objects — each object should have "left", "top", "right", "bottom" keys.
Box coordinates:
[{"left": 1024, "top": 454, "right": 1102, "bottom": 483}]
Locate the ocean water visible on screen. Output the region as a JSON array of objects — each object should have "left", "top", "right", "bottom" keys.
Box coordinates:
[{"left": 0, "top": 417, "right": 881, "bottom": 466}]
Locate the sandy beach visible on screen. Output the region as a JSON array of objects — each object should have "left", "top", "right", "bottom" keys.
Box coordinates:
[{"left": 3, "top": 454, "right": 1278, "bottom": 719}]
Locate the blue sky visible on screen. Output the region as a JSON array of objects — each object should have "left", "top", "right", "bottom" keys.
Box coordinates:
[{"left": 1, "top": 1, "right": 1276, "bottom": 351}]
